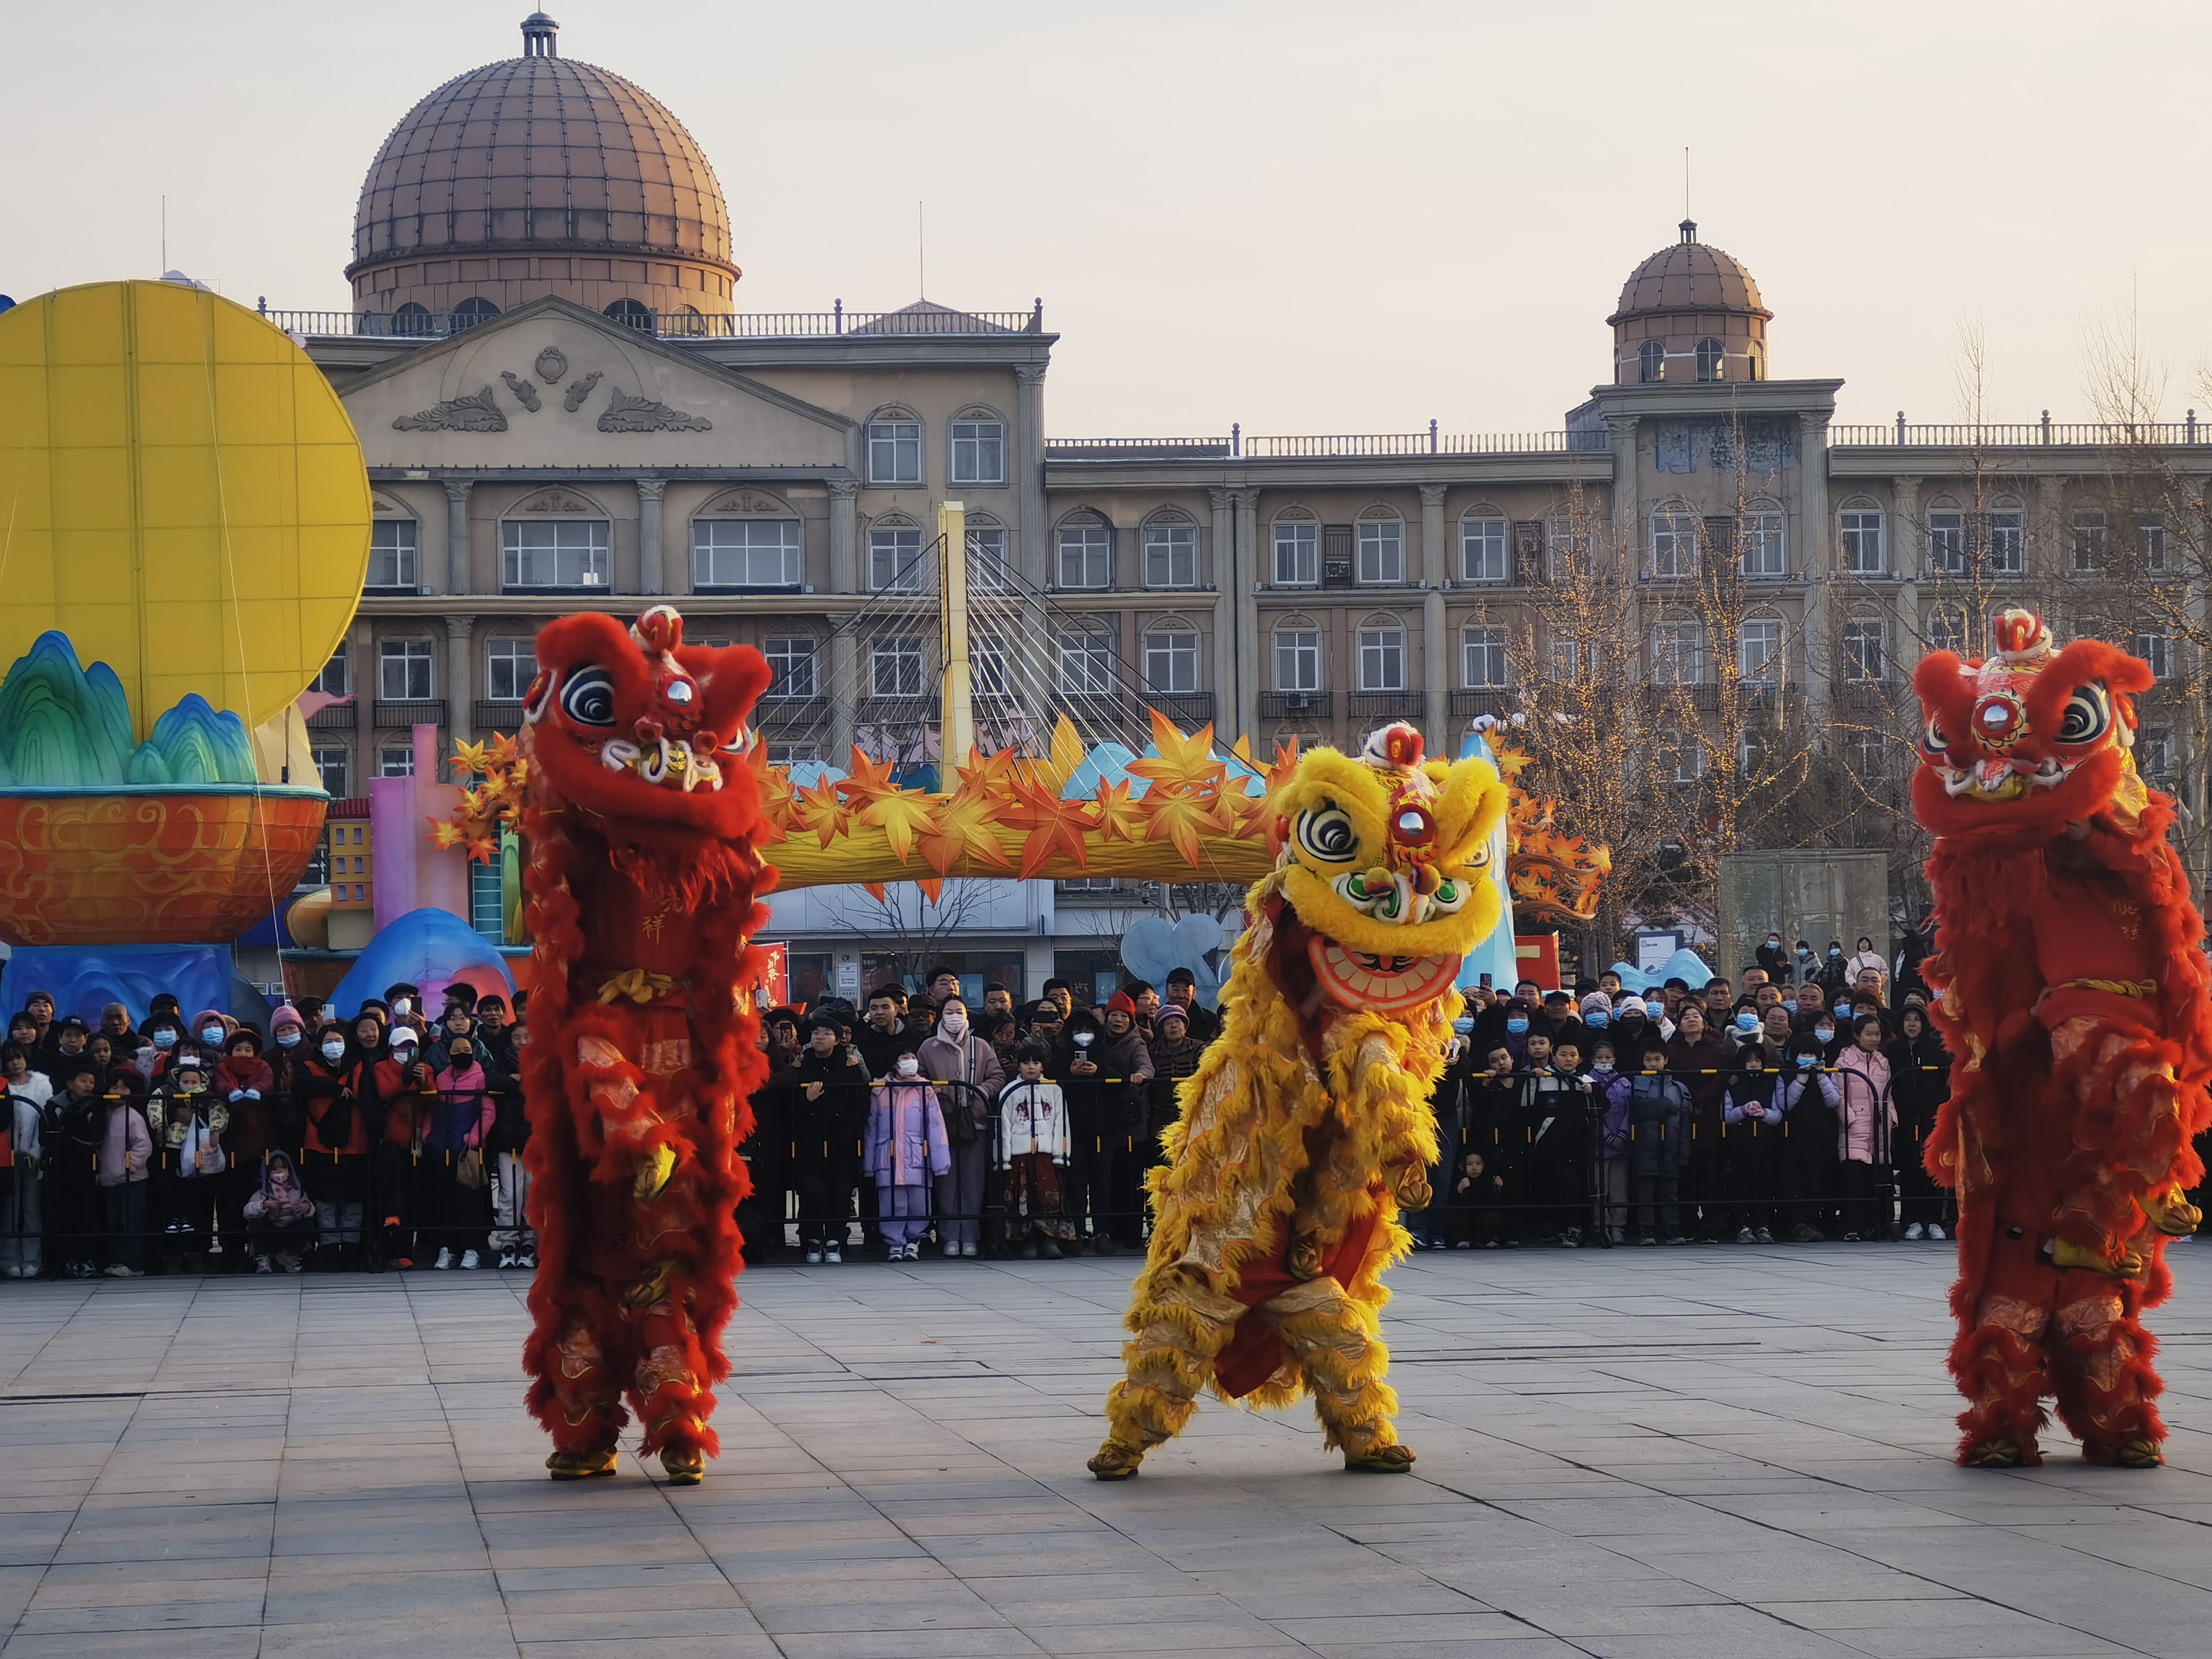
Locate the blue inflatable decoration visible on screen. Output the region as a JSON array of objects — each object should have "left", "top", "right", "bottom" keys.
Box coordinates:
[
  {"left": 1119, "top": 912, "right": 1229, "bottom": 1009},
  {"left": 1453, "top": 729, "right": 1520, "bottom": 995},
  {"left": 0, "top": 943, "right": 249, "bottom": 1028},
  {"left": 323, "top": 906, "right": 517, "bottom": 1021}
]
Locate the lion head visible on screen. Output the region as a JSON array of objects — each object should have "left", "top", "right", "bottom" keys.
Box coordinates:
[
  {"left": 1912, "top": 608, "right": 2154, "bottom": 840},
  {"left": 1262, "top": 723, "right": 1508, "bottom": 1015}
]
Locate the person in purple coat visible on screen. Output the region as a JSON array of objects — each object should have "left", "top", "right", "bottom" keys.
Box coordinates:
[{"left": 865, "top": 1050, "right": 951, "bottom": 1261}]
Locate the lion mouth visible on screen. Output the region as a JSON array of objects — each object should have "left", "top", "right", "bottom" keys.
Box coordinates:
[
  {"left": 598, "top": 736, "right": 724, "bottom": 792},
  {"left": 1306, "top": 938, "right": 1456, "bottom": 1011},
  {"left": 1938, "top": 756, "right": 2067, "bottom": 801}
]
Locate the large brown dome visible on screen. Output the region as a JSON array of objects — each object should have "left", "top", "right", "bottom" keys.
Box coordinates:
[
  {"left": 348, "top": 13, "right": 738, "bottom": 327},
  {"left": 1607, "top": 220, "right": 1770, "bottom": 385}
]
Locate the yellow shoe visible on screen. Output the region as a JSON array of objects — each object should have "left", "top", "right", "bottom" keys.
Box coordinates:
[
  {"left": 1963, "top": 1438, "right": 2022, "bottom": 1468},
  {"left": 546, "top": 1447, "right": 617, "bottom": 1480},
  {"left": 1343, "top": 1441, "right": 1417, "bottom": 1474},
  {"left": 2114, "top": 1438, "right": 2163, "bottom": 1469},
  {"left": 661, "top": 1447, "right": 704, "bottom": 1486},
  {"left": 1087, "top": 1440, "right": 1144, "bottom": 1481}
]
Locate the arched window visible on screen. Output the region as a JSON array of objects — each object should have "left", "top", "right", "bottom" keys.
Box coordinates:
[
  {"left": 393, "top": 301, "right": 435, "bottom": 336},
  {"left": 1273, "top": 616, "right": 1322, "bottom": 694},
  {"left": 693, "top": 504, "right": 802, "bottom": 590},
  {"left": 1738, "top": 612, "right": 1784, "bottom": 686},
  {"left": 1649, "top": 504, "right": 1698, "bottom": 579},
  {"left": 1141, "top": 618, "right": 1200, "bottom": 695},
  {"left": 486, "top": 637, "right": 538, "bottom": 702},
  {"left": 1695, "top": 338, "right": 1724, "bottom": 382},
  {"left": 501, "top": 490, "right": 610, "bottom": 592},
  {"left": 1988, "top": 496, "right": 2026, "bottom": 575},
  {"left": 1925, "top": 495, "right": 1967, "bottom": 575},
  {"left": 1142, "top": 508, "right": 1197, "bottom": 589},
  {"left": 1357, "top": 612, "right": 1406, "bottom": 692},
  {"left": 603, "top": 298, "right": 652, "bottom": 330},
  {"left": 1356, "top": 507, "right": 1404, "bottom": 585},
  {"left": 867, "top": 511, "right": 926, "bottom": 594},
  {"left": 1839, "top": 498, "right": 1886, "bottom": 575},
  {"left": 451, "top": 296, "right": 501, "bottom": 329},
  {"left": 1638, "top": 339, "right": 1665, "bottom": 384},
  {"left": 1742, "top": 498, "right": 1786, "bottom": 578},
  {"left": 950, "top": 407, "right": 1007, "bottom": 486},
  {"left": 866, "top": 407, "right": 923, "bottom": 485},
  {"left": 965, "top": 512, "right": 1012, "bottom": 594},
  {"left": 1843, "top": 615, "right": 1888, "bottom": 683},
  {"left": 1926, "top": 604, "right": 1967, "bottom": 656},
  {"left": 1461, "top": 624, "right": 1509, "bottom": 689},
  {"left": 1746, "top": 341, "right": 1767, "bottom": 381},
  {"left": 1460, "top": 506, "right": 1508, "bottom": 583},
  {"left": 1652, "top": 618, "right": 1705, "bottom": 685},
  {"left": 1056, "top": 509, "right": 1112, "bottom": 589},
  {"left": 2072, "top": 509, "right": 2108, "bottom": 572},
  {"left": 1272, "top": 507, "right": 1318, "bottom": 586}
]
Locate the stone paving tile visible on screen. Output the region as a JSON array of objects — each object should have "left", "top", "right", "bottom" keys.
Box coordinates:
[{"left": 1, "top": 1250, "right": 2210, "bottom": 1657}]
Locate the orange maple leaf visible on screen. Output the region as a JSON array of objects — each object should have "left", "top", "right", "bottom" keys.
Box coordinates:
[
  {"left": 1091, "top": 778, "right": 1145, "bottom": 844},
  {"left": 1127, "top": 710, "right": 1225, "bottom": 794},
  {"left": 837, "top": 746, "right": 902, "bottom": 805},
  {"left": 855, "top": 788, "right": 937, "bottom": 866},
  {"left": 1142, "top": 788, "right": 1229, "bottom": 868},
  {"left": 1003, "top": 777, "right": 1095, "bottom": 880},
  {"left": 464, "top": 835, "right": 500, "bottom": 865},
  {"left": 916, "top": 789, "right": 1014, "bottom": 877},
  {"left": 789, "top": 778, "right": 851, "bottom": 849},
  {"left": 428, "top": 818, "right": 467, "bottom": 851}
]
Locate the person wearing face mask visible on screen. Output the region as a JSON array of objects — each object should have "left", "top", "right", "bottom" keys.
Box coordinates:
[
  {"left": 1778, "top": 1041, "right": 1840, "bottom": 1242},
  {"left": 424, "top": 1035, "right": 497, "bottom": 1269},
  {"left": 373, "top": 1028, "right": 439, "bottom": 1269},
  {"left": 149, "top": 1054, "right": 227, "bottom": 1270},
  {"left": 865, "top": 1048, "right": 951, "bottom": 1261},
  {"left": 1662, "top": 1004, "right": 1732, "bottom": 1241},
  {"left": 1500, "top": 1000, "right": 1535, "bottom": 1066},
  {"left": 296, "top": 1023, "right": 374, "bottom": 1266},
  {"left": 1757, "top": 932, "right": 1788, "bottom": 982},
  {"left": 1577, "top": 993, "right": 1613, "bottom": 1043},
  {"left": 383, "top": 983, "right": 421, "bottom": 1022},
  {"left": 794, "top": 1011, "right": 869, "bottom": 1263},
  {"left": 1588, "top": 1037, "right": 1631, "bottom": 1244},
  {"left": 1815, "top": 941, "right": 1851, "bottom": 1002},
  {"left": 1, "top": 1043, "right": 51, "bottom": 1279},
  {"left": 917, "top": 997, "right": 1004, "bottom": 1259}
]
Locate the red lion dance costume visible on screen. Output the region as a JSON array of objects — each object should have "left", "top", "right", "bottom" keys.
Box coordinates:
[
  {"left": 1913, "top": 608, "right": 2211, "bottom": 1468},
  {"left": 517, "top": 604, "right": 773, "bottom": 1485}
]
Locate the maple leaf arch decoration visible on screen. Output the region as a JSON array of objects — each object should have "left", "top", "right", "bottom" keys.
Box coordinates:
[{"left": 425, "top": 718, "right": 1608, "bottom": 918}]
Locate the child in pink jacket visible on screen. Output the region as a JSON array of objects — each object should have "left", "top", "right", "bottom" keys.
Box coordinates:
[{"left": 1831, "top": 1015, "right": 1898, "bottom": 1241}]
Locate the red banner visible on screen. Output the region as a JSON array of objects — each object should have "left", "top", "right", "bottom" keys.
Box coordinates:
[{"left": 1514, "top": 934, "right": 1560, "bottom": 993}]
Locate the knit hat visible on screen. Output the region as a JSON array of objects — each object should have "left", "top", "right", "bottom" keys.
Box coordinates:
[
  {"left": 1105, "top": 990, "right": 1137, "bottom": 1019},
  {"left": 1579, "top": 992, "right": 1611, "bottom": 1018},
  {"left": 1618, "top": 996, "right": 1648, "bottom": 1017},
  {"left": 271, "top": 1004, "right": 306, "bottom": 1036},
  {"left": 1155, "top": 1004, "right": 1189, "bottom": 1029},
  {"left": 190, "top": 1008, "right": 231, "bottom": 1038},
  {"left": 225, "top": 1027, "right": 264, "bottom": 1055}
]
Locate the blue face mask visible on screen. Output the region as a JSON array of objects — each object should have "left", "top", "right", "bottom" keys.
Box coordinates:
[
  {"left": 1451, "top": 1016, "right": 1475, "bottom": 1035},
  {"left": 276, "top": 1031, "right": 301, "bottom": 1049},
  {"left": 1795, "top": 1054, "right": 1819, "bottom": 1069},
  {"left": 1735, "top": 1013, "right": 1759, "bottom": 1033},
  {"left": 1506, "top": 1017, "right": 1529, "bottom": 1035},
  {"left": 1814, "top": 1026, "right": 1835, "bottom": 1043},
  {"left": 1585, "top": 1011, "right": 1609, "bottom": 1028},
  {"left": 152, "top": 1029, "right": 177, "bottom": 1049}
]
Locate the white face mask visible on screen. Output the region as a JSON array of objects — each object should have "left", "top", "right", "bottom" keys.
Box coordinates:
[
  {"left": 895, "top": 1056, "right": 919, "bottom": 1077},
  {"left": 321, "top": 1041, "right": 346, "bottom": 1062},
  {"left": 940, "top": 1010, "right": 966, "bottom": 1035},
  {"left": 392, "top": 999, "right": 412, "bottom": 1016},
  {"left": 1592, "top": 1062, "right": 1615, "bottom": 1075}
]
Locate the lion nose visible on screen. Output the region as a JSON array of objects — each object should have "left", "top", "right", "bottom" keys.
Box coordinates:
[{"left": 635, "top": 713, "right": 666, "bottom": 744}]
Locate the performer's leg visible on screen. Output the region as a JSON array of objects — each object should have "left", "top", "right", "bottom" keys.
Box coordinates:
[
  {"left": 632, "top": 1292, "right": 717, "bottom": 1484},
  {"left": 539, "top": 1284, "right": 626, "bottom": 1478},
  {"left": 1950, "top": 1234, "right": 2056, "bottom": 1467},
  {"left": 2048, "top": 1275, "right": 2166, "bottom": 1467},
  {"left": 1256, "top": 1276, "right": 1411, "bottom": 1472},
  {"left": 1090, "top": 1266, "right": 1245, "bottom": 1479}
]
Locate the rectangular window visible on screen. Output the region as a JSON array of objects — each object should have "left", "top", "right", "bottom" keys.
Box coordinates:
[
  {"left": 1739, "top": 618, "right": 1782, "bottom": 685},
  {"left": 378, "top": 640, "right": 433, "bottom": 702},
  {"left": 367, "top": 520, "right": 418, "bottom": 589},
  {"left": 949, "top": 419, "right": 1005, "bottom": 485},
  {"left": 502, "top": 520, "right": 609, "bottom": 590},
  {"left": 1839, "top": 510, "right": 1885, "bottom": 575},
  {"left": 2133, "top": 630, "right": 2172, "bottom": 680},
  {"left": 1743, "top": 512, "right": 1787, "bottom": 578},
  {"left": 1988, "top": 510, "right": 2025, "bottom": 574},
  {"left": 1358, "top": 627, "right": 1405, "bottom": 692},
  {"left": 869, "top": 527, "right": 926, "bottom": 593},
  {"left": 1275, "top": 630, "right": 1321, "bottom": 692},
  {"left": 1649, "top": 513, "right": 1698, "bottom": 579},
  {"left": 870, "top": 637, "right": 925, "bottom": 698},
  {"left": 485, "top": 639, "right": 536, "bottom": 701},
  {"left": 1143, "top": 521, "right": 1197, "bottom": 589},
  {"left": 693, "top": 518, "right": 801, "bottom": 588},
  {"left": 2139, "top": 516, "right": 2168, "bottom": 571},
  {"left": 1357, "top": 520, "right": 1404, "bottom": 585},
  {"left": 1143, "top": 629, "right": 1198, "bottom": 694},
  {"left": 767, "top": 743, "right": 819, "bottom": 767},
  {"left": 1461, "top": 517, "right": 1508, "bottom": 583},
  {"left": 311, "top": 746, "right": 349, "bottom": 797},
  {"left": 379, "top": 746, "right": 415, "bottom": 778},
  {"left": 971, "top": 635, "right": 1010, "bottom": 698},
  {"left": 312, "top": 652, "right": 349, "bottom": 698},
  {"left": 2073, "top": 511, "right": 2107, "bottom": 572},
  {"left": 1927, "top": 510, "right": 1966, "bottom": 575},
  {"left": 1058, "top": 521, "right": 1112, "bottom": 589},
  {"left": 1058, "top": 632, "right": 1117, "bottom": 697},
  {"left": 1927, "top": 607, "right": 1966, "bottom": 655},
  {"left": 867, "top": 419, "right": 922, "bottom": 484},
  {"left": 966, "top": 526, "right": 1012, "bottom": 593},
  {"left": 1461, "top": 625, "right": 1508, "bottom": 689},
  {"left": 1273, "top": 521, "right": 1318, "bottom": 586},
  {"left": 1551, "top": 637, "right": 1599, "bottom": 683},
  {"left": 2141, "top": 727, "right": 2175, "bottom": 786},
  {"left": 1843, "top": 619, "right": 1887, "bottom": 683},
  {"left": 763, "top": 637, "right": 818, "bottom": 700},
  {"left": 1652, "top": 622, "right": 1703, "bottom": 685}
]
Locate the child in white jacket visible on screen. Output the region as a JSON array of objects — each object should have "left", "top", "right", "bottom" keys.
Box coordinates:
[
  {"left": 997, "top": 1043, "right": 1074, "bottom": 1258},
  {"left": 2, "top": 1044, "right": 50, "bottom": 1278}
]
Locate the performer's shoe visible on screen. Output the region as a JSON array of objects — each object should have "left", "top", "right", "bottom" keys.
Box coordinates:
[
  {"left": 1087, "top": 1440, "right": 1144, "bottom": 1481},
  {"left": 1343, "top": 1442, "right": 1417, "bottom": 1474},
  {"left": 2113, "top": 1439, "right": 2163, "bottom": 1469},
  {"left": 545, "top": 1447, "right": 618, "bottom": 1481},
  {"left": 1962, "top": 1438, "right": 2025, "bottom": 1468},
  {"left": 660, "top": 1447, "right": 705, "bottom": 1486}
]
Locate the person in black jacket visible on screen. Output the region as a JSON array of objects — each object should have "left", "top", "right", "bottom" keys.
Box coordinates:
[
  {"left": 738, "top": 1015, "right": 801, "bottom": 1262},
  {"left": 1888, "top": 1003, "right": 1951, "bottom": 1240},
  {"left": 1054, "top": 995, "right": 1152, "bottom": 1254},
  {"left": 43, "top": 1062, "right": 106, "bottom": 1277},
  {"left": 793, "top": 1014, "right": 869, "bottom": 1263}
]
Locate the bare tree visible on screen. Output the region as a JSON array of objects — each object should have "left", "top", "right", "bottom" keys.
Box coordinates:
[{"left": 812, "top": 879, "right": 1004, "bottom": 990}]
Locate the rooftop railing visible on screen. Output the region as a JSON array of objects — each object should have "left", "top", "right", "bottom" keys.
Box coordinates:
[
  {"left": 1831, "top": 412, "right": 2206, "bottom": 447},
  {"left": 257, "top": 299, "right": 1048, "bottom": 340},
  {"left": 1045, "top": 423, "right": 1605, "bottom": 461}
]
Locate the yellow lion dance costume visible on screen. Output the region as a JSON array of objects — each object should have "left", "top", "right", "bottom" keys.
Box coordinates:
[{"left": 1089, "top": 723, "right": 1507, "bottom": 1479}]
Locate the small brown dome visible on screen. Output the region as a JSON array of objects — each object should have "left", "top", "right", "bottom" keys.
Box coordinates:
[
  {"left": 1608, "top": 220, "right": 1769, "bottom": 326},
  {"left": 348, "top": 15, "right": 737, "bottom": 323}
]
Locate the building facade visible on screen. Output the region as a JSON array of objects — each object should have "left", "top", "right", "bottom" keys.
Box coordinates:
[{"left": 285, "top": 16, "right": 2211, "bottom": 998}]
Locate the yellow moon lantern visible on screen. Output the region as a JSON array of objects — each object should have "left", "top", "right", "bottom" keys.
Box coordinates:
[{"left": 0, "top": 280, "right": 371, "bottom": 737}]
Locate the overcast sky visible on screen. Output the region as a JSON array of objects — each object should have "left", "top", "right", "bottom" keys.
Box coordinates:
[{"left": 8, "top": 1, "right": 2206, "bottom": 439}]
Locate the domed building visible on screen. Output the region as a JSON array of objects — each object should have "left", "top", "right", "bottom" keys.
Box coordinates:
[
  {"left": 1607, "top": 220, "right": 1770, "bottom": 386},
  {"left": 348, "top": 12, "right": 737, "bottom": 332}
]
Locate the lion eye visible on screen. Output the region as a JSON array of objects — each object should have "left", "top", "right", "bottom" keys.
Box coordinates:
[
  {"left": 1923, "top": 713, "right": 1950, "bottom": 755},
  {"left": 1429, "top": 879, "right": 1469, "bottom": 914},
  {"left": 561, "top": 666, "right": 618, "bottom": 728},
  {"left": 1296, "top": 805, "right": 1359, "bottom": 864},
  {"left": 2058, "top": 685, "right": 2109, "bottom": 745}
]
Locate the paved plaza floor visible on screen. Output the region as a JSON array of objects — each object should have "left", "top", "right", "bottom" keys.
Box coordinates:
[{"left": 1, "top": 1244, "right": 2209, "bottom": 1658}]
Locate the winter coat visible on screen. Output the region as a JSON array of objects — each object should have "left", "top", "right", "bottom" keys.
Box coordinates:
[
  {"left": 215, "top": 1053, "right": 278, "bottom": 1163},
  {"left": 376, "top": 1056, "right": 439, "bottom": 1151},
  {"left": 916, "top": 1029, "right": 1003, "bottom": 1146},
  {"left": 1053, "top": 1016, "right": 1152, "bottom": 1138},
  {"left": 795, "top": 1044, "right": 871, "bottom": 1147},
  {"left": 5, "top": 1073, "right": 51, "bottom": 1164},
  {"left": 1832, "top": 1045, "right": 1897, "bottom": 1164},
  {"left": 1662, "top": 1030, "right": 1733, "bottom": 1132},
  {"left": 1886, "top": 1029, "right": 1950, "bottom": 1134},
  {"left": 1590, "top": 1067, "right": 1631, "bottom": 1159},
  {"left": 98, "top": 1097, "right": 152, "bottom": 1186},
  {"left": 1779, "top": 1063, "right": 1840, "bottom": 1163},
  {"left": 1521, "top": 1065, "right": 1592, "bottom": 1167},
  {"left": 243, "top": 1152, "right": 318, "bottom": 1224},
  {"left": 1626, "top": 1071, "right": 1690, "bottom": 1180},
  {"left": 1144, "top": 1032, "right": 1208, "bottom": 1135},
  {"left": 149, "top": 1078, "right": 230, "bottom": 1157},
  {"left": 1847, "top": 948, "right": 1887, "bottom": 983},
  {"left": 297, "top": 1054, "right": 372, "bottom": 1158},
  {"left": 997, "top": 1077, "right": 1070, "bottom": 1164},
  {"left": 426, "top": 1061, "right": 496, "bottom": 1153},
  {"left": 1722, "top": 1070, "right": 1784, "bottom": 1131},
  {"left": 864, "top": 1077, "right": 951, "bottom": 1185}
]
